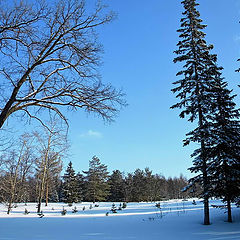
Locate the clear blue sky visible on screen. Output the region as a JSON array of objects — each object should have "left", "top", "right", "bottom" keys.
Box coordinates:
[
  {"left": 65, "top": 0, "right": 240, "bottom": 178},
  {"left": 11, "top": 0, "right": 240, "bottom": 178}
]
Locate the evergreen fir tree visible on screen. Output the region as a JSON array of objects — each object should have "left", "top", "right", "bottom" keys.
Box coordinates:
[
  {"left": 83, "top": 156, "right": 110, "bottom": 202},
  {"left": 132, "top": 169, "right": 146, "bottom": 202},
  {"left": 108, "top": 170, "right": 125, "bottom": 202},
  {"left": 62, "top": 162, "right": 80, "bottom": 204},
  {"left": 172, "top": 0, "right": 221, "bottom": 225},
  {"left": 123, "top": 173, "right": 134, "bottom": 202},
  {"left": 143, "top": 168, "right": 156, "bottom": 202},
  {"left": 76, "top": 172, "right": 85, "bottom": 202}
]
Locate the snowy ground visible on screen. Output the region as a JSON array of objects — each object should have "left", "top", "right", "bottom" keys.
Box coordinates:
[{"left": 0, "top": 199, "right": 240, "bottom": 240}]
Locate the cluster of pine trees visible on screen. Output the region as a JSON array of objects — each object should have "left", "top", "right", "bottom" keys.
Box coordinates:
[
  {"left": 173, "top": 0, "right": 240, "bottom": 224},
  {"left": 61, "top": 157, "right": 189, "bottom": 203}
]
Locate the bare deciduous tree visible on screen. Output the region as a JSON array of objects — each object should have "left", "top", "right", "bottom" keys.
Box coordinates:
[
  {"left": 34, "top": 122, "right": 68, "bottom": 213},
  {"left": 44, "top": 153, "right": 63, "bottom": 206},
  {"left": 0, "top": 0, "right": 125, "bottom": 129},
  {"left": 0, "top": 133, "right": 35, "bottom": 214}
]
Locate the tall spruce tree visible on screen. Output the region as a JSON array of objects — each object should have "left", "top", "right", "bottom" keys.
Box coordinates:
[
  {"left": 172, "top": 0, "right": 220, "bottom": 225},
  {"left": 62, "top": 162, "right": 80, "bottom": 203},
  {"left": 83, "top": 156, "right": 109, "bottom": 202}
]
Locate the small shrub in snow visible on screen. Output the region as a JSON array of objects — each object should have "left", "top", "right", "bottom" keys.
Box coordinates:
[
  {"left": 118, "top": 203, "right": 122, "bottom": 210},
  {"left": 155, "top": 202, "right": 161, "bottom": 209},
  {"left": 72, "top": 206, "right": 78, "bottom": 213},
  {"left": 61, "top": 207, "right": 67, "bottom": 216},
  {"left": 38, "top": 211, "right": 44, "bottom": 218},
  {"left": 24, "top": 208, "right": 29, "bottom": 215},
  {"left": 111, "top": 203, "right": 117, "bottom": 213}
]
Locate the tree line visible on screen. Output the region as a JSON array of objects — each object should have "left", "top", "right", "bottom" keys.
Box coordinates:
[
  {"left": 0, "top": 137, "right": 189, "bottom": 215},
  {"left": 62, "top": 158, "right": 189, "bottom": 204}
]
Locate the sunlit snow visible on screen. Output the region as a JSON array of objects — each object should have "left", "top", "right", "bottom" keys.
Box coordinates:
[{"left": 0, "top": 199, "right": 240, "bottom": 240}]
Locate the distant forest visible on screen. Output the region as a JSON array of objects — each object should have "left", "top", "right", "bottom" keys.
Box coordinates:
[{"left": 0, "top": 151, "right": 190, "bottom": 208}]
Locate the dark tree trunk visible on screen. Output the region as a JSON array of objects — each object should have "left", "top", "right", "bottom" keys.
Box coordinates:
[
  {"left": 203, "top": 197, "right": 210, "bottom": 225},
  {"left": 202, "top": 158, "right": 210, "bottom": 225},
  {"left": 37, "top": 201, "right": 41, "bottom": 213},
  {"left": 227, "top": 199, "right": 232, "bottom": 223},
  {"left": 198, "top": 96, "right": 210, "bottom": 225}
]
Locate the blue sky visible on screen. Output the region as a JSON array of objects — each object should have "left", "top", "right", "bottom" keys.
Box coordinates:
[
  {"left": 10, "top": 0, "right": 240, "bottom": 178},
  {"left": 65, "top": 0, "right": 240, "bottom": 178}
]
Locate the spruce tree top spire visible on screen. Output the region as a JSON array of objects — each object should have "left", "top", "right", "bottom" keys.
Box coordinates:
[
  {"left": 62, "top": 161, "right": 80, "bottom": 203},
  {"left": 172, "top": 0, "right": 217, "bottom": 123},
  {"left": 83, "top": 156, "right": 110, "bottom": 202}
]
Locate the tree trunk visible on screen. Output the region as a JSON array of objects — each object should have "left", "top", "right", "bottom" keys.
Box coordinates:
[
  {"left": 227, "top": 199, "right": 232, "bottom": 223},
  {"left": 7, "top": 199, "right": 13, "bottom": 215},
  {"left": 37, "top": 199, "right": 41, "bottom": 213},
  {"left": 7, "top": 145, "right": 25, "bottom": 214},
  {"left": 45, "top": 181, "right": 49, "bottom": 206},
  {"left": 37, "top": 156, "right": 49, "bottom": 212},
  {"left": 202, "top": 159, "right": 210, "bottom": 225},
  {"left": 37, "top": 175, "right": 45, "bottom": 213},
  {"left": 197, "top": 96, "right": 210, "bottom": 225},
  {"left": 7, "top": 185, "right": 15, "bottom": 214},
  {"left": 203, "top": 196, "right": 210, "bottom": 225},
  {"left": 37, "top": 132, "right": 52, "bottom": 213}
]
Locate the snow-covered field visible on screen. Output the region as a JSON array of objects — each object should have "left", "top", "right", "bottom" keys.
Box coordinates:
[{"left": 0, "top": 199, "right": 240, "bottom": 240}]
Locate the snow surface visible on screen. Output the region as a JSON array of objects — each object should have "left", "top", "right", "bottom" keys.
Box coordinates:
[{"left": 0, "top": 199, "right": 240, "bottom": 240}]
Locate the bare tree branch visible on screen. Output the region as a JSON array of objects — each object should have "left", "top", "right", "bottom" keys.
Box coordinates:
[{"left": 0, "top": 0, "right": 125, "bottom": 129}]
